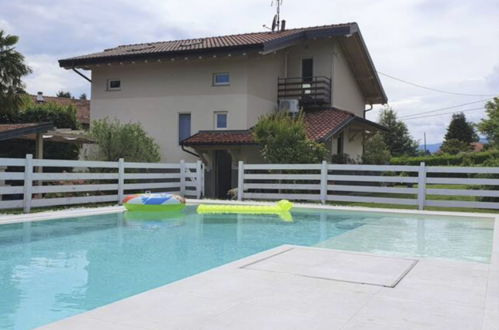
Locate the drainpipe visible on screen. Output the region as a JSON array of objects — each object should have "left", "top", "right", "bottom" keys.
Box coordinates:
[
  {"left": 364, "top": 104, "right": 373, "bottom": 119},
  {"left": 331, "top": 44, "right": 336, "bottom": 107},
  {"left": 181, "top": 144, "right": 200, "bottom": 158}
]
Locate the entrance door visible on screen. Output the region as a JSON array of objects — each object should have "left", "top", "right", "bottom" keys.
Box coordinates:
[
  {"left": 214, "top": 150, "right": 232, "bottom": 199},
  {"left": 302, "top": 58, "right": 314, "bottom": 83}
]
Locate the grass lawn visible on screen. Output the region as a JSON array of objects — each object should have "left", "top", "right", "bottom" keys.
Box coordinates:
[{"left": 328, "top": 184, "right": 499, "bottom": 214}]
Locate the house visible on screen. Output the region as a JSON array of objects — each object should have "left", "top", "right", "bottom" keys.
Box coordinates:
[
  {"left": 59, "top": 22, "right": 387, "bottom": 197},
  {"left": 31, "top": 92, "right": 90, "bottom": 128}
]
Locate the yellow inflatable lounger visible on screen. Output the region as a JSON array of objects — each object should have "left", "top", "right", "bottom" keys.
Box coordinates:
[{"left": 197, "top": 200, "right": 294, "bottom": 222}]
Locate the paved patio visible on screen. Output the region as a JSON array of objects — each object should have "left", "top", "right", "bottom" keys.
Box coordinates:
[{"left": 41, "top": 238, "right": 499, "bottom": 330}]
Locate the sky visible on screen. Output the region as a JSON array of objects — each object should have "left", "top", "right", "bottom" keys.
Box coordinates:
[{"left": 1, "top": 0, "right": 498, "bottom": 143}]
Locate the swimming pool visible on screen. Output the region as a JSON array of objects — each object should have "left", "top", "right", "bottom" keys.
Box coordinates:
[{"left": 0, "top": 206, "right": 494, "bottom": 329}]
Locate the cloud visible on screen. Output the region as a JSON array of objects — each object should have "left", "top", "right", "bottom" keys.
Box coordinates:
[{"left": 1, "top": 0, "right": 498, "bottom": 143}]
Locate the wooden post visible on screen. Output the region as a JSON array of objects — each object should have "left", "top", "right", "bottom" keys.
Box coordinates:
[
  {"left": 23, "top": 154, "right": 33, "bottom": 213},
  {"left": 417, "top": 162, "right": 426, "bottom": 210},
  {"left": 179, "top": 160, "right": 186, "bottom": 195},
  {"left": 117, "top": 158, "right": 125, "bottom": 204},
  {"left": 195, "top": 160, "right": 202, "bottom": 199},
  {"left": 320, "top": 160, "right": 328, "bottom": 204},
  {"left": 237, "top": 161, "right": 244, "bottom": 201},
  {"left": 35, "top": 133, "right": 43, "bottom": 172}
]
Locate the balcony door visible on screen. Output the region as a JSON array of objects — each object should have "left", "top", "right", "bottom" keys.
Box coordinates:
[{"left": 302, "top": 58, "right": 314, "bottom": 83}]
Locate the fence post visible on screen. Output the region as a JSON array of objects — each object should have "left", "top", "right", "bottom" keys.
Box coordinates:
[
  {"left": 237, "top": 161, "right": 244, "bottom": 201},
  {"left": 320, "top": 160, "right": 328, "bottom": 204},
  {"left": 180, "top": 160, "right": 186, "bottom": 195},
  {"left": 23, "top": 154, "right": 33, "bottom": 213},
  {"left": 195, "top": 160, "right": 202, "bottom": 199},
  {"left": 117, "top": 158, "right": 125, "bottom": 204},
  {"left": 417, "top": 162, "right": 426, "bottom": 210}
]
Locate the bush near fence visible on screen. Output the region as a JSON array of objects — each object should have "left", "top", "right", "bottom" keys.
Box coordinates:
[{"left": 390, "top": 150, "right": 499, "bottom": 166}]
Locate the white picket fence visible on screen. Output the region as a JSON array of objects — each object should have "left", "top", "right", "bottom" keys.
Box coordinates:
[
  {"left": 0, "top": 155, "right": 204, "bottom": 212},
  {"left": 237, "top": 161, "right": 499, "bottom": 210}
]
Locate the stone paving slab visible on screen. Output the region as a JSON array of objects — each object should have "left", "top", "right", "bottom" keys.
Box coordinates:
[{"left": 242, "top": 247, "right": 417, "bottom": 287}]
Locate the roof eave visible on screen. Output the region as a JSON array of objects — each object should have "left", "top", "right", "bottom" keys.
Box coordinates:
[
  {"left": 59, "top": 44, "right": 263, "bottom": 69},
  {"left": 317, "top": 115, "right": 387, "bottom": 143},
  {"left": 0, "top": 122, "right": 54, "bottom": 141}
]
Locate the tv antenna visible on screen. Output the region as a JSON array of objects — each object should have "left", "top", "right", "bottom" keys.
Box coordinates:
[{"left": 263, "top": 0, "right": 285, "bottom": 32}]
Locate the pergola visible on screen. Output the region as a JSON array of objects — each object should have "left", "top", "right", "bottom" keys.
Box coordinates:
[{"left": 0, "top": 122, "right": 94, "bottom": 160}]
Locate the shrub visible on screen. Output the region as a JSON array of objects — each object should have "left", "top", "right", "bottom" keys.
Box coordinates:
[
  {"left": 390, "top": 150, "right": 499, "bottom": 166},
  {"left": 88, "top": 117, "right": 160, "bottom": 162},
  {"left": 253, "top": 111, "right": 327, "bottom": 163},
  {"left": 362, "top": 133, "right": 391, "bottom": 164}
]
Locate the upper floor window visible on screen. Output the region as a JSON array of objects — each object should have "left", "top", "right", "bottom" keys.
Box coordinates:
[
  {"left": 213, "top": 72, "right": 230, "bottom": 86},
  {"left": 107, "top": 79, "right": 121, "bottom": 91},
  {"left": 214, "top": 112, "right": 228, "bottom": 129},
  {"left": 178, "top": 113, "right": 191, "bottom": 143}
]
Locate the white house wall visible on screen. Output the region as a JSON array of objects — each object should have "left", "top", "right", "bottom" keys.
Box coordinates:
[{"left": 91, "top": 56, "right": 252, "bottom": 162}]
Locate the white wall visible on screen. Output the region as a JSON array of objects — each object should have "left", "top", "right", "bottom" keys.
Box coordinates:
[{"left": 332, "top": 44, "right": 366, "bottom": 116}]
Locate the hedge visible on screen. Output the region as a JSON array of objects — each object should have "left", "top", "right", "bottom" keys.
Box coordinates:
[{"left": 390, "top": 150, "right": 499, "bottom": 166}]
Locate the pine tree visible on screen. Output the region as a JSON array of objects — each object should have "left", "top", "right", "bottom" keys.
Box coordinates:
[
  {"left": 378, "top": 107, "right": 419, "bottom": 157},
  {"left": 444, "top": 112, "right": 477, "bottom": 144}
]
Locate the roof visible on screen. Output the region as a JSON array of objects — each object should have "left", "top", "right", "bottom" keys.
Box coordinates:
[
  {"left": 59, "top": 23, "right": 387, "bottom": 104},
  {"left": 31, "top": 95, "right": 90, "bottom": 125},
  {"left": 181, "top": 108, "right": 385, "bottom": 146},
  {"left": 0, "top": 123, "right": 54, "bottom": 141}
]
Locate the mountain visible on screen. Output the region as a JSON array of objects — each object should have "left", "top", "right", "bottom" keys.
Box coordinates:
[{"left": 419, "top": 138, "right": 488, "bottom": 154}]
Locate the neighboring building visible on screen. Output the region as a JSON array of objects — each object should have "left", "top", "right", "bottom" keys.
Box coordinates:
[
  {"left": 31, "top": 93, "right": 90, "bottom": 128},
  {"left": 59, "top": 22, "right": 387, "bottom": 197},
  {"left": 471, "top": 142, "right": 484, "bottom": 152}
]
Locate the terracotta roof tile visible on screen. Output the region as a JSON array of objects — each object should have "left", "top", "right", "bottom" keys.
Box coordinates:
[
  {"left": 304, "top": 108, "right": 353, "bottom": 141},
  {"left": 59, "top": 23, "right": 353, "bottom": 67},
  {"left": 181, "top": 130, "right": 255, "bottom": 146}
]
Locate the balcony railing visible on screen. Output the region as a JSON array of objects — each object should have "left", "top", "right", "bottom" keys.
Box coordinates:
[{"left": 278, "top": 76, "right": 332, "bottom": 108}]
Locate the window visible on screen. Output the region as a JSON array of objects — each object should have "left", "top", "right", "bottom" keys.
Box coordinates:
[
  {"left": 214, "top": 112, "right": 228, "bottom": 129},
  {"left": 178, "top": 113, "right": 191, "bottom": 143},
  {"left": 213, "top": 72, "right": 230, "bottom": 86},
  {"left": 107, "top": 79, "right": 121, "bottom": 91}
]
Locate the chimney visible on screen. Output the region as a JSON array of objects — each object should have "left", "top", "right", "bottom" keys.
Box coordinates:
[
  {"left": 36, "top": 91, "right": 44, "bottom": 103},
  {"left": 281, "top": 20, "right": 286, "bottom": 31}
]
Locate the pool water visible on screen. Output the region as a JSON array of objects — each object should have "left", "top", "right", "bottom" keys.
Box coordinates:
[{"left": 0, "top": 206, "right": 494, "bottom": 329}]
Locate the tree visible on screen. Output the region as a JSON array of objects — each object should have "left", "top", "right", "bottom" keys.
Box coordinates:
[
  {"left": 88, "top": 118, "right": 161, "bottom": 162},
  {"left": 0, "top": 30, "right": 32, "bottom": 116},
  {"left": 478, "top": 98, "right": 499, "bottom": 147},
  {"left": 378, "top": 107, "right": 419, "bottom": 157},
  {"left": 56, "top": 90, "right": 72, "bottom": 98},
  {"left": 362, "top": 133, "right": 391, "bottom": 164},
  {"left": 443, "top": 112, "right": 477, "bottom": 145},
  {"left": 440, "top": 138, "right": 471, "bottom": 155},
  {"left": 79, "top": 93, "right": 87, "bottom": 100},
  {"left": 253, "top": 111, "right": 327, "bottom": 163}
]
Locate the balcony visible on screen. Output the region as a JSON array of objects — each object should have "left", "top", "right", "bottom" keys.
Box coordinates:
[{"left": 278, "top": 76, "right": 332, "bottom": 108}]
